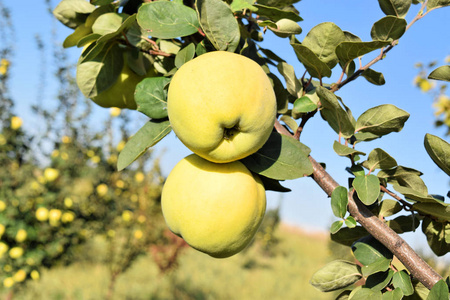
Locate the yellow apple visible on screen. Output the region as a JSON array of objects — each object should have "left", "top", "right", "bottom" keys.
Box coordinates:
[
  {"left": 44, "top": 168, "right": 60, "bottom": 182},
  {"left": 91, "top": 63, "right": 158, "bottom": 110},
  {"left": 167, "top": 51, "right": 277, "bottom": 163},
  {"left": 161, "top": 154, "right": 266, "bottom": 258}
]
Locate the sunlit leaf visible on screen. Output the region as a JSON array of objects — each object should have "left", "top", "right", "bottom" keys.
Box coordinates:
[
  {"left": 362, "top": 148, "right": 397, "bottom": 171},
  {"left": 371, "top": 16, "right": 407, "bottom": 41},
  {"left": 378, "top": 0, "right": 412, "bottom": 17},
  {"left": 335, "top": 41, "right": 390, "bottom": 66},
  {"left": 310, "top": 260, "right": 362, "bottom": 292},
  {"left": 355, "top": 104, "right": 409, "bottom": 136},
  {"left": 174, "top": 43, "right": 196, "bottom": 69},
  {"left": 333, "top": 141, "right": 366, "bottom": 157},
  {"left": 353, "top": 174, "right": 380, "bottom": 205},
  {"left": 290, "top": 43, "right": 332, "bottom": 79},
  {"left": 428, "top": 65, "right": 450, "bottom": 82},
  {"left": 392, "top": 270, "right": 414, "bottom": 296},
  {"left": 331, "top": 186, "right": 348, "bottom": 218},
  {"left": 424, "top": 133, "right": 450, "bottom": 176},
  {"left": 135, "top": 77, "right": 171, "bottom": 120}
]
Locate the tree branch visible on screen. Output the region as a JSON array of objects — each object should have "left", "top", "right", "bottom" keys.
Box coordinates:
[{"left": 308, "top": 156, "right": 443, "bottom": 289}]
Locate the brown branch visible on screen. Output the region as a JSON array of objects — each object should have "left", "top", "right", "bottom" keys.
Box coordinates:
[{"left": 308, "top": 156, "right": 443, "bottom": 290}]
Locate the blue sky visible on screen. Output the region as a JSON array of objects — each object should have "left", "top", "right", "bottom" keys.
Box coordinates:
[{"left": 4, "top": 1, "right": 450, "bottom": 253}]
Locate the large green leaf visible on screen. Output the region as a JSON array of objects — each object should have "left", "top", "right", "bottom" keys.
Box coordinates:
[
  {"left": 361, "top": 68, "right": 386, "bottom": 86},
  {"left": 428, "top": 65, "right": 450, "bottom": 82},
  {"left": 422, "top": 217, "right": 450, "bottom": 256},
  {"left": 117, "top": 120, "right": 172, "bottom": 171},
  {"left": 331, "top": 186, "right": 348, "bottom": 219},
  {"left": 241, "top": 132, "right": 313, "bottom": 180},
  {"left": 335, "top": 41, "right": 391, "bottom": 66},
  {"left": 302, "top": 22, "right": 345, "bottom": 69},
  {"left": 253, "top": 4, "right": 302, "bottom": 22},
  {"left": 362, "top": 148, "right": 397, "bottom": 171},
  {"left": 92, "top": 12, "right": 129, "bottom": 36},
  {"left": 196, "top": 0, "right": 240, "bottom": 52},
  {"left": 424, "top": 133, "right": 450, "bottom": 176},
  {"left": 96, "top": 14, "right": 138, "bottom": 44},
  {"left": 135, "top": 77, "right": 171, "bottom": 120},
  {"left": 277, "top": 62, "right": 302, "bottom": 97},
  {"left": 174, "top": 43, "right": 196, "bottom": 69},
  {"left": 392, "top": 185, "right": 442, "bottom": 203},
  {"left": 293, "top": 96, "right": 317, "bottom": 114},
  {"left": 370, "top": 16, "right": 407, "bottom": 41},
  {"left": 378, "top": 0, "right": 412, "bottom": 17},
  {"left": 310, "top": 260, "right": 362, "bottom": 292},
  {"left": 355, "top": 104, "right": 409, "bottom": 136},
  {"left": 333, "top": 141, "right": 366, "bottom": 157},
  {"left": 352, "top": 174, "right": 380, "bottom": 206},
  {"left": 137, "top": 2, "right": 200, "bottom": 39},
  {"left": 63, "top": 23, "right": 92, "bottom": 48},
  {"left": 352, "top": 236, "right": 393, "bottom": 266},
  {"left": 377, "top": 165, "right": 422, "bottom": 179},
  {"left": 290, "top": 43, "right": 332, "bottom": 79},
  {"left": 76, "top": 43, "right": 123, "bottom": 98},
  {"left": 427, "top": 0, "right": 450, "bottom": 10},
  {"left": 316, "top": 86, "right": 355, "bottom": 138},
  {"left": 362, "top": 258, "right": 391, "bottom": 277},
  {"left": 387, "top": 214, "right": 420, "bottom": 234},
  {"left": 392, "top": 270, "right": 414, "bottom": 296},
  {"left": 427, "top": 279, "right": 449, "bottom": 300},
  {"left": 53, "top": 0, "right": 95, "bottom": 29},
  {"left": 379, "top": 199, "right": 402, "bottom": 217},
  {"left": 413, "top": 202, "right": 450, "bottom": 222}
]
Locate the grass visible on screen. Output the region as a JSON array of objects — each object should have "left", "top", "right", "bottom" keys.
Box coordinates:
[{"left": 9, "top": 224, "right": 336, "bottom": 300}]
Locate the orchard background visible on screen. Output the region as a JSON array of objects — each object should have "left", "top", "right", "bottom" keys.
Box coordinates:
[{"left": 0, "top": 0, "right": 449, "bottom": 299}]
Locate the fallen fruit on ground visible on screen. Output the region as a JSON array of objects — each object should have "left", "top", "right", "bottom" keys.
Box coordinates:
[
  {"left": 161, "top": 154, "right": 266, "bottom": 258},
  {"left": 167, "top": 51, "right": 277, "bottom": 163}
]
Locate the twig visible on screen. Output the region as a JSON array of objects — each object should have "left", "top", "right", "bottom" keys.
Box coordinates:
[{"left": 308, "top": 156, "right": 442, "bottom": 290}]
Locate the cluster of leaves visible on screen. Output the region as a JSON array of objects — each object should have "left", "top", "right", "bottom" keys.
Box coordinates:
[
  {"left": 414, "top": 57, "right": 450, "bottom": 135},
  {"left": 52, "top": 0, "right": 450, "bottom": 298}
]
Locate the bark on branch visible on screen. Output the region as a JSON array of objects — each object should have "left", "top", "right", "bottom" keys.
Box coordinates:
[{"left": 308, "top": 156, "right": 443, "bottom": 290}]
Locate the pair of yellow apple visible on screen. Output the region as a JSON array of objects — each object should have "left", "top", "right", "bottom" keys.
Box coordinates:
[{"left": 162, "top": 51, "right": 277, "bottom": 258}]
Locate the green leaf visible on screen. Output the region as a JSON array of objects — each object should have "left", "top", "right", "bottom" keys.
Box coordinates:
[
  {"left": 290, "top": 43, "right": 332, "bottom": 79},
  {"left": 280, "top": 115, "right": 298, "bottom": 133},
  {"left": 345, "top": 216, "right": 357, "bottom": 228},
  {"left": 427, "top": 0, "right": 450, "bottom": 10},
  {"left": 379, "top": 199, "right": 402, "bottom": 217},
  {"left": 422, "top": 217, "right": 450, "bottom": 256},
  {"left": 392, "top": 270, "right": 414, "bottom": 296},
  {"left": 362, "top": 148, "right": 397, "bottom": 171},
  {"left": 76, "top": 43, "right": 123, "bottom": 98},
  {"left": 424, "top": 133, "right": 450, "bottom": 176},
  {"left": 293, "top": 96, "right": 318, "bottom": 113},
  {"left": 427, "top": 279, "right": 449, "bottom": 299},
  {"left": 362, "top": 257, "right": 391, "bottom": 277},
  {"left": 174, "top": 43, "right": 196, "bottom": 69},
  {"left": 331, "top": 226, "right": 369, "bottom": 246},
  {"left": 361, "top": 68, "right": 386, "bottom": 86},
  {"left": 135, "top": 77, "right": 171, "bottom": 120},
  {"left": 92, "top": 12, "right": 129, "bottom": 36},
  {"left": 333, "top": 141, "right": 366, "bottom": 157},
  {"left": 241, "top": 132, "right": 313, "bottom": 180},
  {"left": 230, "top": 0, "right": 257, "bottom": 12},
  {"left": 310, "top": 260, "right": 362, "bottom": 292},
  {"left": 413, "top": 202, "right": 450, "bottom": 222},
  {"left": 349, "top": 287, "right": 382, "bottom": 300},
  {"left": 331, "top": 220, "right": 344, "bottom": 234},
  {"left": 96, "top": 14, "right": 138, "bottom": 44},
  {"left": 355, "top": 104, "right": 410, "bottom": 136},
  {"left": 335, "top": 41, "right": 391, "bottom": 66},
  {"left": 63, "top": 23, "right": 92, "bottom": 48},
  {"left": 381, "top": 288, "right": 404, "bottom": 300},
  {"left": 302, "top": 22, "right": 345, "bottom": 69},
  {"left": 53, "top": 0, "right": 95, "bottom": 29},
  {"left": 366, "top": 269, "right": 394, "bottom": 290},
  {"left": 258, "top": 175, "right": 291, "bottom": 193},
  {"left": 428, "top": 65, "right": 450, "bottom": 82},
  {"left": 352, "top": 237, "right": 392, "bottom": 266},
  {"left": 196, "top": 0, "right": 240, "bottom": 52},
  {"left": 253, "top": 4, "right": 303, "bottom": 22},
  {"left": 387, "top": 214, "right": 421, "bottom": 234},
  {"left": 137, "top": 2, "right": 200, "bottom": 39},
  {"left": 392, "top": 185, "right": 441, "bottom": 203},
  {"left": 377, "top": 165, "right": 423, "bottom": 179},
  {"left": 371, "top": 16, "right": 407, "bottom": 41},
  {"left": 316, "top": 86, "right": 355, "bottom": 138},
  {"left": 353, "top": 174, "right": 380, "bottom": 205},
  {"left": 117, "top": 120, "right": 172, "bottom": 171},
  {"left": 353, "top": 132, "right": 381, "bottom": 143},
  {"left": 331, "top": 186, "right": 349, "bottom": 219},
  {"left": 378, "top": 0, "right": 412, "bottom": 17},
  {"left": 277, "top": 62, "right": 302, "bottom": 98},
  {"left": 395, "top": 173, "right": 428, "bottom": 195}
]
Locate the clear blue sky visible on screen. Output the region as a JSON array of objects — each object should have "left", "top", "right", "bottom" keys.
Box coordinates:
[{"left": 4, "top": 0, "right": 450, "bottom": 253}]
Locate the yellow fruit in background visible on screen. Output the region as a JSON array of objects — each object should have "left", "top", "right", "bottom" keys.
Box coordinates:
[
  {"left": 161, "top": 154, "right": 266, "bottom": 258},
  {"left": 0, "top": 242, "right": 9, "bottom": 257},
  {"left": 15, "top": 229, "right": 27, "bottom": 243},
  {"left": 61, "top": 135, "right": 71, "bottom": 143},
  {"left": 0, "top": 224, "right": 5, "bottom": 237},
  {"left": 11, "top": 116, "right": 23, "bottom": 130},
  {"left": 49, "top": 209, "right": 62, "bottom": 226},
  {"left": 135, "top": 172, "right": 145, "bottom": 183},
  {"left": 91, "top": 63, "right": 158, "bottom": 110},
  {"left": 64, "top": 197, "right": 73, "bottom": 208},
  {"left": 31, "top": 270, "right": 40, "bottom": 280},
  {"left": 122, "top": 210, "right": 133, "bottom": 222},
  {"left": 3, "top": 277, "right": 14, "bottom": 288},
  {"left": 0, "top": 200, "right": 5, "bottom": 211},
  {"left": 167, "top": 51, "right": 277, "bottom": 163},
  {"left": 13, "top": 270, "right": 26, "bottom": 282},
  {"left": 96, "top": 184, "right": 108, "bottom": 197},
  {"left": 110, "top": 107, "right": 121, "bottom": 117},
  {"left": 9, "top": 247, "right": 24, "bottom": 259},
  {"left": 36, "top": 207, "right": 49, "bottom": 221},
  {"left": 44, "top": 168, "right": 60, "bottom": 182},
  {"left": 61, "top": 212, "right": 75, "bottom": 223}
]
